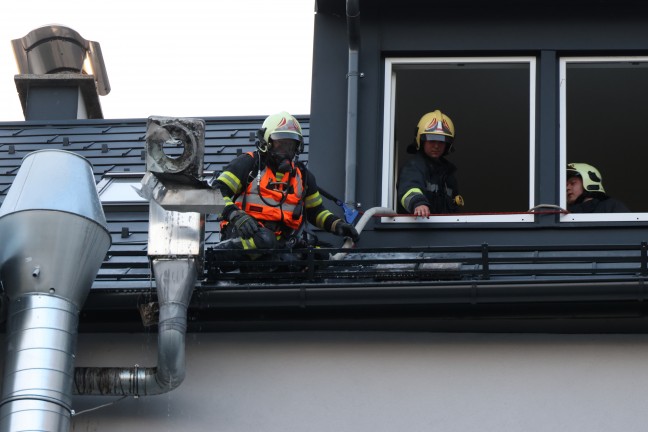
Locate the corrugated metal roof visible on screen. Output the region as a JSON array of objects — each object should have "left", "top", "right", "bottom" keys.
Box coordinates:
[
  {"left": 0, "top": 116, "right": 310, "bottom": 290},
  {"left": 0, "top": 116, "right": 309, "bottom": 194}
]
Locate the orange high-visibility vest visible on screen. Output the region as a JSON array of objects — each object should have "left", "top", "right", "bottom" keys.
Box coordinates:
[{"left": 223, "top": 153, "right": 305, "bottom": 233}]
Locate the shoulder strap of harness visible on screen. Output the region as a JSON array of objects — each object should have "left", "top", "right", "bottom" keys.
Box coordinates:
[{"left": 238, "top": 152, "right": 259, "bottom": 211}]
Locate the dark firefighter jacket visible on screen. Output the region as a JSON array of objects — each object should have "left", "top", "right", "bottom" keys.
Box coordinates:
[
  {"left": 397, "top": 152, "right": 461, "bottom": 214},
  {"left": 216, "top": 151, "right": 343, "bottom": 237},
  {"left": 568, "top": 194, "right": 630, "bottom": 213}
]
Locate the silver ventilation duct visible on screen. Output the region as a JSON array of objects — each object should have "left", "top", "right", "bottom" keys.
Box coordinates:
[
  {"left": 74, "top": 117, "right": 224, "bottom": 397},
  {"left": 0, "top": 150, "right": 111, "bottom": 432},
  {"left": 73, "top": 257, "right": 197, "bottom": 396}
]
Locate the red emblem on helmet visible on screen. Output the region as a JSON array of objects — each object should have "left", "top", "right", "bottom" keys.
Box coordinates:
[
  {"left": 442, "top": 119, "right": 452, "bottom": 134},
  {"left": 425, "top": 118, "right": 439, "bottom": 132}
]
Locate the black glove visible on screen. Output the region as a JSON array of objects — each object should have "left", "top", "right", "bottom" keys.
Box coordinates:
[
  {"left": 229, "top": 210, "right": 259, "bottom": 239},
  {"left": 334, "top": 221, "right": 360, "bottom": 242}
]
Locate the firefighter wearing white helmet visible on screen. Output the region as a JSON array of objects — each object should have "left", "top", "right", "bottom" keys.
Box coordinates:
[
  {"left": 211, "top": 111, "right": 359, "bottom": 270},
  {"left": 397, "top": 110, "right": 464, "bottom": 217},
  {"left": 259, "top": 111, "right": 305, "bottom": 153},
  {"left": 566, "top": 162, "right": 629, "bottom": 213}
]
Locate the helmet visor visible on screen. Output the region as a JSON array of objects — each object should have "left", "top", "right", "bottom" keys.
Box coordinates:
[
  {"left": 566, "top": 169, "right": 580, "bottom": 179},
  {"left": 269, "top": 132, "right": 302, "bottom": 143},
  {"left": 271, "top": 138, "right": 299, "bottom": 154},
  {"left": 420, "top": 134, "right": 453, "bottom": 144}
]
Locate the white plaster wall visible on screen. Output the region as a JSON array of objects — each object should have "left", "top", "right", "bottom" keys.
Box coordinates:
[{"left": 68, "top": 332, "right": 648, "bottom": 432}]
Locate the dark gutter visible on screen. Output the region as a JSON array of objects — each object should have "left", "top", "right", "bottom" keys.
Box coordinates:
[
  {"left": 75, "top": 276, "right": 648, "bottom": 332},
  {"left": 195, "top": 278, "right": 648, "bottom": 307}
]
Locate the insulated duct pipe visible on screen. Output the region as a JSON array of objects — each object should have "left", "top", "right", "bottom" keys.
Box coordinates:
[
  {"left": 345, "top": 0, "right": 361, "bottom": 207},
  {"left": 73, "top": 258, "right": 196, "bottom": 396},
  {"left": 0, "top": 150, "right": 111, "bottom": 432}
]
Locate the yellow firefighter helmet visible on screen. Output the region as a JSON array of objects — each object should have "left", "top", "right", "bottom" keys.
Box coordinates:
[{"left": 415, "top": 110, "right": 455, "bottom": 154}]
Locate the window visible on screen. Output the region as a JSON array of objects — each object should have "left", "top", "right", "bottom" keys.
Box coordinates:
[
  {"left": 381, "top": 57, "right": 536, "bottom": 223},
  {"left": 560, "top": 57, "right": 648, "bottom": 222},
  {"left": 97, "top": 173, "right": 147, "bottom": 204}
]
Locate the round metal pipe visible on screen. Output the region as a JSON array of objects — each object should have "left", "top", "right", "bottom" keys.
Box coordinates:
[
  {"left": 0, "top": 150, "right": 111, "bottom": 432},
  {"left": 0, "top": 295, "right": 79, "bottom": 432},
  {"left": 74, "top": 258, "right": 197, "bottom": 396},
  {"left": 0, "top": 150, "right": 110, "bottom": 307}
]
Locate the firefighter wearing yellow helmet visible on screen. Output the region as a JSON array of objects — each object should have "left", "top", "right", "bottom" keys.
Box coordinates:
[
  {"left": 212, "top": 111, "right": 359, "bottom": 269},
  {"left": 414, "top": 110, "right": 455, "bottom": 153},
  {"left": 566, "top": 162, "right": 629, "bottom": 213},
  {"left": 397, "top": 110, "right": 464, "bottom": 217}
]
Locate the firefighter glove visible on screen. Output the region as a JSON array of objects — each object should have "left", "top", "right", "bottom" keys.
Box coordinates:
[
  {"left": 230, "top": 210, "right": 259, "bottom": 239},
  {"left": 335, "top": 221, "right": 360, "bottom": 242}
]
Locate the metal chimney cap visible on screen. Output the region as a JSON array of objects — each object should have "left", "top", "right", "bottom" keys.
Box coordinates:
[{"left": 12, "top": 24, "right": 110, "bottom": 96}]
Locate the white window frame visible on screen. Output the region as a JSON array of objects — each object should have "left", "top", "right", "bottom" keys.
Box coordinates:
[
  {"left": 559, "top": 56, "right": 648, "bottom": 222},
  {"left": 380, "top": 56, "right": 537, "bottom": 223}
]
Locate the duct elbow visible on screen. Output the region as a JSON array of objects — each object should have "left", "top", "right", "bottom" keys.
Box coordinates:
[
  {"left": 154, "top": 322, "right": 188, "bottom": 392},
  {"left": 154, "top": 367, "right": 186, "bottom": 393}
]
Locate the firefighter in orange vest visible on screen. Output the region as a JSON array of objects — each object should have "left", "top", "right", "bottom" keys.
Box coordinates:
[{"left": 212, "top": 111, "right": 359, "bottom": 264}]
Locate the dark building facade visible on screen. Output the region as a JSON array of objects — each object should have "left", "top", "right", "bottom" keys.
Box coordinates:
[{"left": 310, "top": 0, "right": 648, "bottom": 248}]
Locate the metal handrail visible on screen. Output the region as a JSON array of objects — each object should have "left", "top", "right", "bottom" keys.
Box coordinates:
[{"left": 203, "top": 242, "right": 648, "bottom": 285}]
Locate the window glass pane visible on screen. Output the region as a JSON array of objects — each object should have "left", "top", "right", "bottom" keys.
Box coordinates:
[
  {"left": 564, "top": 60, "right": 648, "bottom": 215},
  {"left": 98, "top": 178, "right": 147, "bottom": 204},
  {"left": 561, "top": 57, "right": 648, "bottom": 221}
]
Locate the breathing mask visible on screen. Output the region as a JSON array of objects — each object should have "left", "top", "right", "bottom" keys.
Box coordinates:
[{"left": 268, "top": 138, "right": 298, "bottom": 173}]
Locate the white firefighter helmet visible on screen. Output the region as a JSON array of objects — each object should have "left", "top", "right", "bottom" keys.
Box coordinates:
[
  {"left": 258, "top": 111, "right": 304, "bottom": 154},
  {"left": 567, "top": 162, "right": 606, "bottom": 194}
]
